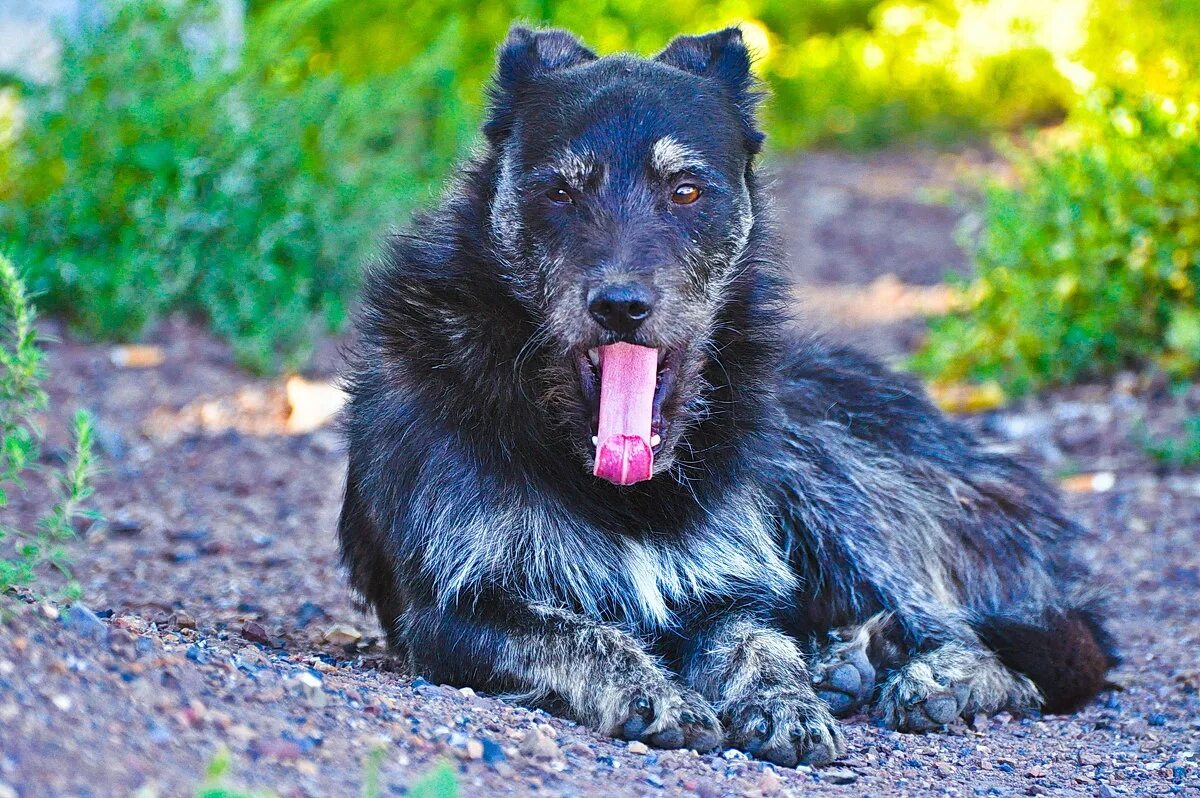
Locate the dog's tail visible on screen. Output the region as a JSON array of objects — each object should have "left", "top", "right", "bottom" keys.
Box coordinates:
[{"left": 977, "top": 607, "right": 1117, "bottom": 714}]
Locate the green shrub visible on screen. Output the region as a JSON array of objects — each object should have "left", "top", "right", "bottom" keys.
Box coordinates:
[
  {"left": 1, "top": 0, "right": 466, "bottom": 372},
  {"left": 3, "top": 0, "right": 1196, "bottom": 376},
  {"left": 914, "top": 61, "right": 1200, "bottom": 392},
  {"left": 0, "top": 253, "right": 97, "bottom": 599}
]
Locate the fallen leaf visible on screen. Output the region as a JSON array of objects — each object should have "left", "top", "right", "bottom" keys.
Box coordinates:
[{"left": 110, "top": 344, "right": 165, "bottom": 369}]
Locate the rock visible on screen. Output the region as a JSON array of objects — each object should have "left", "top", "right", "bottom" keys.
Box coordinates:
[
  {"left": 251, "top": 738, "right": 303, "bottom": 761},
  {"left": 464, "top": 739, "right": 484, "bottom": 760},
  {"left": 62, "top": 604, "right": 109, "bottom": 642},
  {"left": 518, "top": 728, "right": 560, "bottom": 760},
  {"left": 172, "top": 611, "right": 197, "bottom": 630},
  {"left": 185, "top": 644, "right": 209, "bottom": 665},
  {"left": 758, "top": 771, "right": 783, "bottom": 794},
  {"left": 321, "top": 624, "right": 362, "bottom": 646},
  {"left": 821, "top": 767, "right": 858, "bottom": 785},
  {"left": 628, "top": 741, "right": 650, "bottom": 754},
  {"left": 241, "top": 622, "right": 270, "bottom": 644},
  {"left": 481, "top": 738, "right": 507, "bottom": 765},
  {"left": 0, "top": 781, "right": 16, "bottom": 798},
  {"left": 288, "top": 671, "right": 327, "bottom": 708}
]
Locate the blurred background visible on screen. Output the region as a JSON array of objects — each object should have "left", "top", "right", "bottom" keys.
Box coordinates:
[{"left": 0, "top": 0, "right": 1197, "bottom": 385}]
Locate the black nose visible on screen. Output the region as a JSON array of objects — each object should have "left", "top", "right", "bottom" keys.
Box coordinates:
[{"left": 587, "top": 283, "right": 655, "bottom": 335}]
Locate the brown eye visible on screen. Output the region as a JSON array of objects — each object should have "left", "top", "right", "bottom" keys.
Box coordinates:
[
  {"left": 671, "top": 183, "right": 701, "bottom": 205},
  {"left": 546, "top": 187, "right": 572, "bottom": 204}
]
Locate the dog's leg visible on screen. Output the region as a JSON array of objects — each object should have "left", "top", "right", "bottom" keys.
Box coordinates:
[
  {"left": 875, "top": 641, "right": 1040, "bottom": 732},
  {"left": 679, "top": 614, "right": 843, "bottom": 766},
  {"left": 402, "top": 602, "right": 723, "bottom": 751}
]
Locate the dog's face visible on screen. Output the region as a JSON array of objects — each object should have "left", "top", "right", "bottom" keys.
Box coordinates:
[{"left": 485, "top": 27, "right": 764, "bottom": 482}]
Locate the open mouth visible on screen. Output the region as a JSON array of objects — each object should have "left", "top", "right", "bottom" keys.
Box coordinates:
[{"left": 577, "top": 343, "right": 680, "bottom": 485}]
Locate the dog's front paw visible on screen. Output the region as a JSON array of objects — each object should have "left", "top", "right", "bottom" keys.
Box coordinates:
[
  {"left": 725, "top": 689, "right": 845, "bottom": 767},
  {"left": 614, "top": 683, "right": 723, "bottom": 752},
  {"left": 874, "top": 645, "right": 1041, "bottom": 732},
  {"left": 812, "top": 642, "right": 876, "bottom": 718}
]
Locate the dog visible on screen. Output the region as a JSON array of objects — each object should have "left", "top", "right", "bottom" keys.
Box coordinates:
[{"left": 337, "top": 25, "right": 1114, "bottom": 766}]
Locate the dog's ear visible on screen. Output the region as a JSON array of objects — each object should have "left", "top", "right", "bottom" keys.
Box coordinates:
[
  {"left": 484, "top": 25, "right": 597, "bottom": 145},
  {"left": 655, "top": 27, "right": 765, "bottom": 153}
]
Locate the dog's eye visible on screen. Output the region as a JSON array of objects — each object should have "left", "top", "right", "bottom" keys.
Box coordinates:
[
  {"left": 671, "top": 184, "right": 702, "bottom": 205},
  {"left": 546, "top": 187, "right": 573, "bottom": 205}
]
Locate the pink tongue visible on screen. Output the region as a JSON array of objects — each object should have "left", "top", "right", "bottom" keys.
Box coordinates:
[{"left": 593, "top": 342, "right": 657, "bottom": 486}]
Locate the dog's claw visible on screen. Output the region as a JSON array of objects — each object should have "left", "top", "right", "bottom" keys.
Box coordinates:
[
  {"left": 617, "top": 685, "right": 722, "bottom": 752},
  {"left": 728, "top": 689, "right": 844, "bottom": 768}
]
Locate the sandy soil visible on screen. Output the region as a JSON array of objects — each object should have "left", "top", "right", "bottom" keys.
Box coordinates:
[{"left": 2, "top": 149, "right": 1198, "bottom": 798}]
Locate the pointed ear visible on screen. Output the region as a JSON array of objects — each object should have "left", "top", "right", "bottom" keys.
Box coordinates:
[
  {"left": 484, "top": 25, "right": 597, "bottom": 145},
  {"left": 655, "top": 27, "right": 764, "bottom": 153}
]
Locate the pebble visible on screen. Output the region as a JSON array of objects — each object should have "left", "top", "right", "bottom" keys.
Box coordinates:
[
  {"left": 321, "top": 624, "right": 362, "bottom": 646},
  {"left": 821, "top": 767, "right": 859, "bottom": 785},
  {"left": 172, "top": 611, "right": 197, "bottom": 630},
  {"left": 518, "top": 728, "right": 560, "bottom": 760},
  {"left": 62, "top": 604, "right": 109, "bottom": 642},
  {"left": 251, "top": 738, "right": 303, "bottom": 761},
  {"left": 480, "top": 739, "right": 508, "bottom": 763},
  {"left": 0, "top": 781, "right": 16, "bottom": 798},
  {"left": 241, "top": 622, "right": 270, "bottom": 644},
  {"left": 628, "top": 740, "right": 650, "bottom": 754}
]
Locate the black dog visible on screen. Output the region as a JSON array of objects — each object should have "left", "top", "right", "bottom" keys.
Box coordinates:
[{"left": 338, "top": 25, "right": 1113, "bottom": 766}]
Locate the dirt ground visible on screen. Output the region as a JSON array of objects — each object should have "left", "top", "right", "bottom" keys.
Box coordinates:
[{"left": 2, "top": 149, "right": 1198, "bottom": 798}]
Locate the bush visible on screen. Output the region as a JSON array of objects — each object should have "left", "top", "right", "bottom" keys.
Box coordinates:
[
  {"left": 0, "top": 253, "right": 97, "bottom": 599},
  {"left": 2, "top": 0, "right": 1195, "bottom": 375},
  {"left": 915, "top": 1, "right": 1200, "bottom": 393},
  {"left": 1, "top": 0, "right": 466, "bottom": 372}
]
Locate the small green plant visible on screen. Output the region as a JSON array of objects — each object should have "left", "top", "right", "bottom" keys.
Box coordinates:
[
  {"left": 196, "top": 749, "right": 274, "bottom": 798},
  {"left": 196, "top": 747, "right": 458, "bottom": 798},
  {"left": 406, "top": 762, "right": 458, "bottom": 798},
  {"left": 1140, "top": 414, "right": 1200, "bottom": 467},
  {"left": 0, "top": 253, "right": 97, "bottom": 599}
]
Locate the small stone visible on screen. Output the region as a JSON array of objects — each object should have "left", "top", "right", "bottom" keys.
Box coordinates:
[
  {"left": 1122, "top": 719, "right": 1150, "bottom": 738},
  {"left": 241, "top": 622, "right": 270, "bottom": 644},
  {"left": 821, "top": 767, "right": 858, "bottom": 785},
  {"left": 1147, "top": 713, "right": 1167, "bottom": 727},
  {"left": 628, "top": 741, "right": 650, "bottom": 754},
  {"left": 288, "top": 671, "right": 327, "bottom": 708},
  {"left": 321, "top": 624, "right": 362, "bottom": 646},
  {"left": 758, "top": 771, "right": 783, "bottom": 794},
  {"left": 251, "top": 738, "right": 303, "bottom": 761},
  {"left": 458, "top": 686, "right": 476, "bottom": 698},
  {"left": 0, "top": 782, "right": 16, "bottom": 798},
  {"left": 464, "top": 739, "right": 484, "bottom": 760},
  {"left": 518, "top": 729, "right": 560, "bottom": 760},
  {"left": 186, "top": 645, "right": 209, "bottom": 665},
  {"left": 63, "top": 604, "right": 109, "bottom": 642},
  {"left": 51, "top": 694, "right": 72, "bottom": 711},
  {"left": 481, "top": 738, "right": 507, "bottom": 765},
  {"left": 172, "top": 611, "right": 197, "bottom": 630}
]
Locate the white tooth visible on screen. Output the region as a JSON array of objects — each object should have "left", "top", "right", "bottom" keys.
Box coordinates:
[
  {"left": 650, "top": 434, "right": 661, "bottom": 447},
  {"left": 591, "top": 435, "right": 598, "bottom": 446},
  {"left": 588, "top": 348, "right": 600, "bottom": 366}
]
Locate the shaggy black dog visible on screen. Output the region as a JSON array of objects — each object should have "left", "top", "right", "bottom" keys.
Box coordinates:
[{"left": 338, "top": 25, "right": 1114, "bottom": 766}]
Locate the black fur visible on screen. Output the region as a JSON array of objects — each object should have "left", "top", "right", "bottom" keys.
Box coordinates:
[{"left": 338, "top": 25, "right": 1113, "bottom": 765}]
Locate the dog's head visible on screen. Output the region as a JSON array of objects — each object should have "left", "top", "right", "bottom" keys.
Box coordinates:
[{"left": 484, "top": 26, "right": 764, "bottom": 485}]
